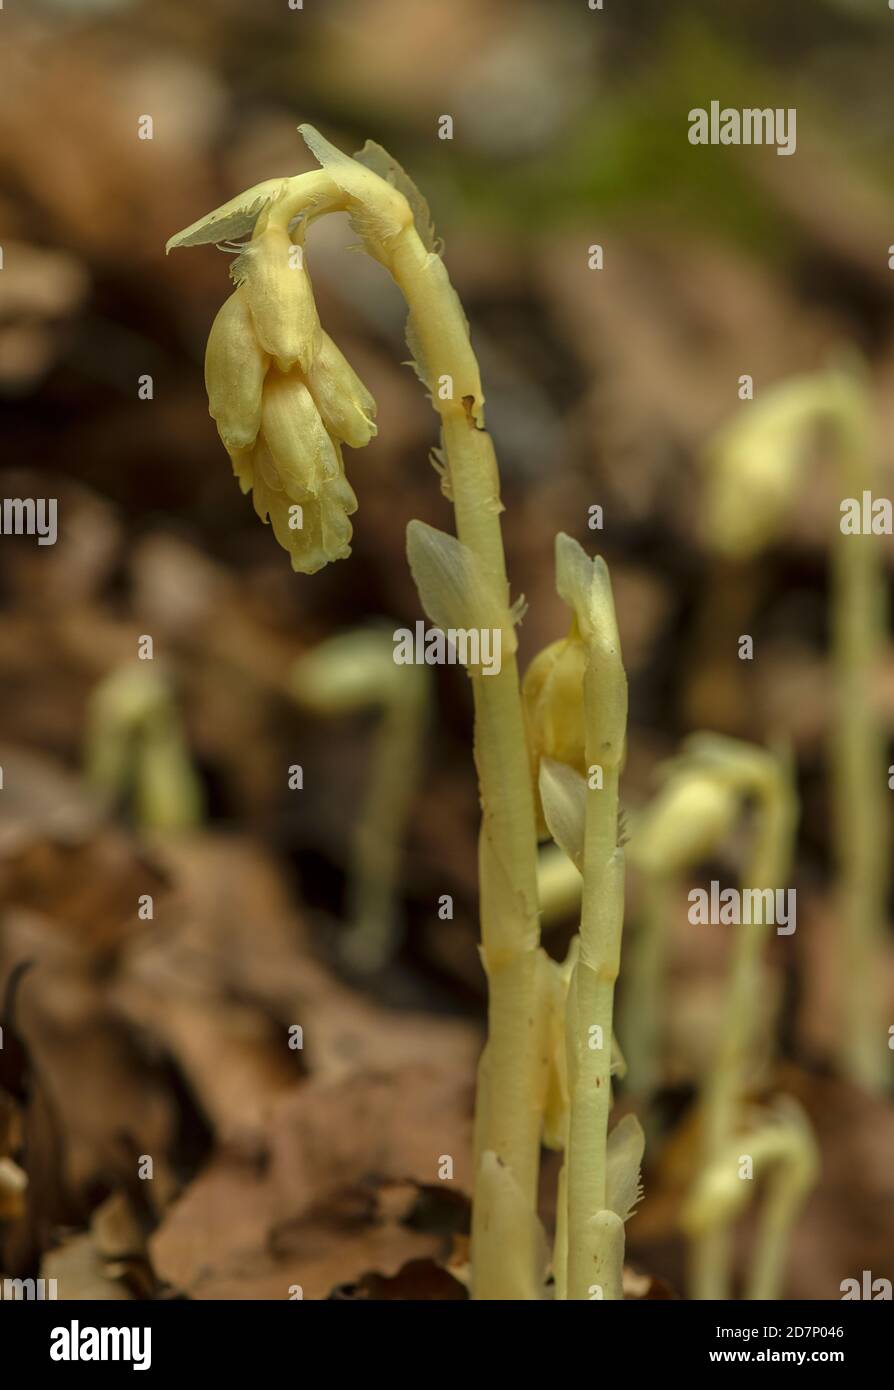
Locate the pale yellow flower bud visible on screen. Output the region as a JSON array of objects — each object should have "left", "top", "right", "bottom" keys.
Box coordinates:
[
  {"left": 234, "top": 222, "right": 321, "bottom": 374},
  {"left": 304, "top": 331, "right": 377, "bottom": 449},
  {"left": 261, "top": 369, "right": 340, "bottom": 497},
  {"left": 554, "top": 535, "right": 627, "bottom": 765},
  {"left": 522, "top": 634, "right": 587, "bottom": 775},
  {"left": 204, "top": 286, "right": 269, "bottom": 452},
  {"left": 522, "top": 632, "right": 587, "bottom": 836}
]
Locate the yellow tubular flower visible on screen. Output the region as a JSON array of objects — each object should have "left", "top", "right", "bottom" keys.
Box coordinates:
[
  {"left": 261, "top": 370, "right": 341, "bottom": 494},
  {"left": 233, "top": 221, "right": 321, "bottom": 374},
  {"left": 204, "top": 287, "right": 269, "bottom": 453},
  {"left": 196, "top": 186, "right": 375, "bottom": 575},
  {"left": 305, "top": 332, "right": 377, "bottom": 449},
  {"left": 248, "top": 436, "right": 357, "bottom": 576}
]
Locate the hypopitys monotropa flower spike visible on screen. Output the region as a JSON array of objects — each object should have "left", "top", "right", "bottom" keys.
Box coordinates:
[
  {"left": 189, "top": 185, "right": 377, "bottom": 575},
  {"left": 171, "top": 131, "right": 551, "bottom": 1298}
]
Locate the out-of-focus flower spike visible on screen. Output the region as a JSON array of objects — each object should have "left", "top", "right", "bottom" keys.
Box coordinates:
[
  {"left": 681, "top": 731, "right": 779, "bottom": 792},
  {"left": 701, "top": 374, "right": 828, "bottom": 559},
  {"left": 261, "top": 371, "right": 340, "bottom": 496},
  {"left": 204, "top": 287, "right": 269, "bottom": 452},
  {"left": 304, "top": 331, "right": 377, "bottom": 449},
  {"left": 233, "top": 221, "right": 322, "bottom": 373},
  {"left": 631, "top": 769, "right": 740, "bottom": 877}
]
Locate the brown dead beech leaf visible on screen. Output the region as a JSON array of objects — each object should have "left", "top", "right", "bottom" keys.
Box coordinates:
[
  {"left": 111, "top": 835, "right": 480, "bottom": 1123},
  {"left": 151, "top": 1063, "right": 475, "bottom": 1300},
  {"left": 0, "top": 963, "right": 75, "bottom": 1275}
]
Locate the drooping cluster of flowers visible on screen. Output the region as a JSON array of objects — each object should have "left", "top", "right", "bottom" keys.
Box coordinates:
[{"left": 203, "top": 201, "right": 377, "bottom": 574}]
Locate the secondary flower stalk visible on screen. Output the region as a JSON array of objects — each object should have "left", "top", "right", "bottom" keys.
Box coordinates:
[
  {"left": 620, "top": 753, "right": 741, "bottom": 1108},
  {"left": 532, "top": 536, "right": 643, "bottom": 1300},
  {"left": 683, "top": 1098, "right": 819, "bottom": 1301},
  {"left": 556, "top": 537, "right": 630, "bottom": 1300},
  {"left": 702, "top": 362, "right": 890, "bottom": 1093},
  {"left": 290, "top": 627, "right": 429, "bottom": 972},
  {"left": 85, "top": 664, "right": 203, "bottom": 831},
  {"left": 682, "top": 737, "right": 798, "bottom": 1300}
]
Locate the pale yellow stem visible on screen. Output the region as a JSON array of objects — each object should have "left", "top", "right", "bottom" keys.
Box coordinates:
[
  {"left": 691, "top": 757, "right": 797, "bottom": 1300},
  {"left": 830, "top": 378, "right": 889, "bottom": 1092},
  {"left": 388, "top": 230, "right": 544, "bottom": 1297},
  {"left": 566, "top": 629, "right": 627, "bottom": 1300},
  {"left": 343, "top": 670, "right": 429, "bottom": 971}
]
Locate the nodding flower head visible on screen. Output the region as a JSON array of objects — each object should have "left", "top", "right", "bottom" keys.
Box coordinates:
[
  {"left": 631, "top": 766, "right": 740, "bottom": 877},
  {"left": 186, "top": 189, "right": 377, "bottom": 574},
  {"left": 700, "top": 374, "right": 828, "bottom": 560},
  {"left": 631, "top": 733, "right": 784, "bottom": 877}
]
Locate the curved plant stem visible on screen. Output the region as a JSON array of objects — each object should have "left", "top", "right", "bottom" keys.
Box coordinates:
[
  {"left": 566, "top": 751, "right": 625, "bottom": 1299},
  {"left": 690, "top": 755, "right": 797, "bottom": 1300},
  {"left": 830, "top": 375, "right": 889, "bottom": 1092},
  {"left": 388, "top": 230, "right": 544, "bottom": 1297},
  {"left": 745, "top": 1164, "right": 810, "bottom": 1301}
]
